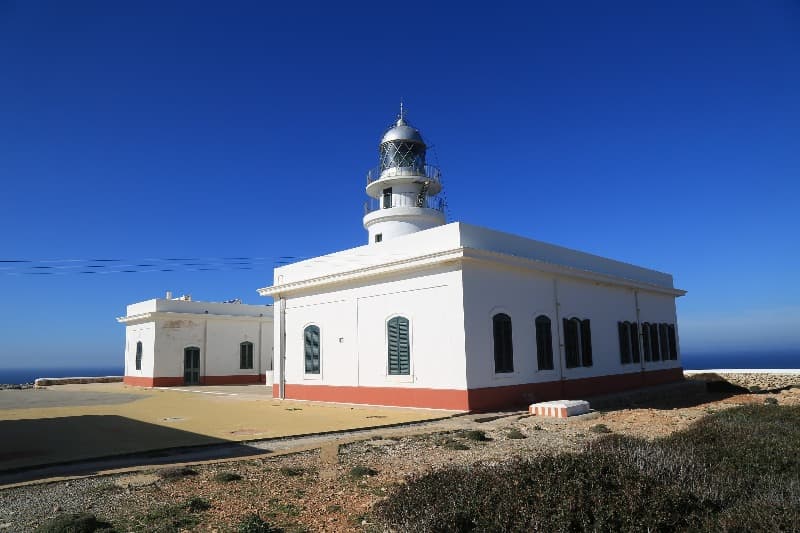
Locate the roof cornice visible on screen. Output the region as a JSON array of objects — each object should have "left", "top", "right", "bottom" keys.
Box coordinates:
[
  {"left": 117, "top": 311, "right": 273, "bottom": 325},
  {"left": 257, "top": 246, "right": 686, "bottom": 298}
]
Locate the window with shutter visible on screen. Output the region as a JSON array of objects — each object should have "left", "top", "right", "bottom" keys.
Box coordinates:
[
  {"left": 630, "top": 322, "right": 641, "bottom": 363},
  {"left": 563, "top": 318, "right": 579, "bottom": 368},
  {"left": 618, "top": 322, "right": 631, "bottom": 364},
  {"left": 535, "top": 315, "right": 554, "bottom": 370},
  {"left": 135, "top": 341, "right": 142, "bottom": 371},
  {"left": 580, "top": 319, "right": 593, "bottom": 367},
  {"left": 492, "top": 313, "right": 514, "bottom": 373},
  {"left": 659, "top": 323, "right": 669, "bottom": 362},
  {"left": 387, "top": 316, "right": 410, "bottom": 375},
  {"left": 642, "top": 323, "right": 652, "bottom": 361},
  {"left": 304, "top": 326, "right": 320, "bottom": 374},
  {"left": 240, "top": 341, "right": 254, "bottom": 369},
  {"left": 667, "top": 324, "right": 678, "bottom": 360},
  {"left": 649, "top": 323, "right": 660, "bottom": 361}
]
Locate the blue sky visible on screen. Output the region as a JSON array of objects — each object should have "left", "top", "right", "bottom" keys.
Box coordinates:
[{"left": 1, "top": 1, "right": 798, "bottom": 368}]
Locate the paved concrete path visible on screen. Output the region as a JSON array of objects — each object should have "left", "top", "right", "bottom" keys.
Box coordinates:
[{"left": 0, "top": 382, "right": 456, "bottom": 475}]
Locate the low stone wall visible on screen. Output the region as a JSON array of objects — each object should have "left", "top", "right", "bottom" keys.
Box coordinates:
[
  {"left": 685, "top": 371, "right": 800, "bottom": 391},
  {"left": 34, "top": 376, "right": 123, "bottom": 387}
]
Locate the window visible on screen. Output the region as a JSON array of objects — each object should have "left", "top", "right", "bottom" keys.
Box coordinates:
[
  {"left": 667, "top": 324, "right": 678, "bottom": 360},
  {"left": 659, "top": 323, "right": 669, "bottom": 362},
  {"left": 535, "top": 315, "right": 554, "bottom": 370},
  {"left": 375, "top": 233, "right": 382, "bottom": 243},
  {"left": 563, "top": 317, "right": 592, "bottom": 368},
  {"left": 387, "top": 316, "right": 410, "bottom": 375},
  {"left": 618, "top": 321, "right": 641, "bottom": 365},
  {"left": 382, "top": 187, "right": 392, "bottom": 209},
  {"left": 304, "top": 325, "right": 320, "bottom": 374},
  {"left": 649, "top": 322, "right": 661, "bottom": 361},
  {"left": 618, "top": 322, "right": 631, "bottom": 364},
  {"left": 239, "top": 341, "right": 254, "bottom": 369},
  {"left": 642, "top": 322, "right": 652, "bottom": 361},
  {"left": 493, "top": 313, "right": 514, "bottom": 373},
  {"left": 135, "top": 341, "right": 142, "bottom": 371}
]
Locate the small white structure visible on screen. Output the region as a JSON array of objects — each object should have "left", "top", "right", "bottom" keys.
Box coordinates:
[
  {"left": 258, "top": 111, "right": 686, "bottom": 411},
  {"left": 117, "top": 294, "right": 273, "bottom": 387},
  {"left": 529, "top": 400, "right": 591, "bottom": 418}
]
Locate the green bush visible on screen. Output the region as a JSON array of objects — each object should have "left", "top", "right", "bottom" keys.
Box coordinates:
[
  {"left": 237, "top": 513, "right": 282, "bottom": 533},
  {"left": 35, "top": 513, "right": 113, "bottom": 533},
  {"left": 764, "top": 397, "right": 778, "bottom": 405},
  {"left": 590, "top": 423, "right": 612, "bottom": 434},
  {"left": 375, "top": 405, "right": 800, "bottom": 532},
  {"left": 349, "top": 466, "right": 378, "bottom": 478},
  {"left": 441, "top": 439, "right": 469, "bottom": 450},
  {"left": 278, "top": 466, "right": 305, "bottom": 477},
  {"left": 185, "top": 496, "right": 211, "bottom": 512},
  {"left": 142, "top": 504, "right": 199, "bottom": 532},
  {"left": 506, "top": 429, "right": 526, "bottom": 439},
  {"left": 156, "top": 466, "right": 197, "bottom": 480},
  {"left": 214, "top": 471, "right": 243, "bottom": 482},
  {"left": 462, "top": 430, "right": 491, "bottom": 442}
]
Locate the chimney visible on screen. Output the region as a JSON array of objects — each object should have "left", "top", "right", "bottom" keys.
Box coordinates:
[{"left": 165, "top": 291, "right": 172, "bottom": 300}]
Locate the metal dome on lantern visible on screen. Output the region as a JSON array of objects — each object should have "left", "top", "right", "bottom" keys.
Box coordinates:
[{"left": 363, "top": 104, "right": 446, "bottom": 244}]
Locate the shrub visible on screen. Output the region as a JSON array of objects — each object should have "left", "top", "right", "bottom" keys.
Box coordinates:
[
  {"left": 349, "top": 466, "right": 378, "bottom": 478},
  {"left": 214, "top": 471, "right": 243, "bottom": 482},
  {"left": 506, "top": 429, "right": 526, "bottom": 439},
  {"left": 764, "top": 397, "right": 778, "bottom": 405},
  {"left": 143, "top": 503, "right": 200, "bottom": 532},
  {"left": 590, "top": 423, "right": 612, "bottom": 434},
  {"left": 35, "top": 513, "right": 113, "bottom": 533},
  {"left": 375, "top": 405, "right": 800, "bottom": 532},
  {"left": 462, "top": 430, "right": 491, "bottom": 442},
  {"left": 749, "top": 385, "right": 762, "bottom": 393},
  {"left": 185, "top": 496, "right": 211, "bottom": 512},
  {"left": 441, "top": 439, "right": 469, "bottom": 451},
  {"left": 156, "top": 466, "right": 197, "bottom": 480},
  {"left": 237, "top": 513, "right": 282, "bottom": 533},
  {"left": 278, "top": 466, "right": 305, "bottom": 477}
]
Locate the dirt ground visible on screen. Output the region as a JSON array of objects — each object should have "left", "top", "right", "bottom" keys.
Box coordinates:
[{"left": 1, "top": 374, "right": 797, "bottom": 532}]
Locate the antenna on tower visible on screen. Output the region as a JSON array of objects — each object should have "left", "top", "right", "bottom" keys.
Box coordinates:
[{"left": 399, "top": 99, "right": 405, "bottom": 121}]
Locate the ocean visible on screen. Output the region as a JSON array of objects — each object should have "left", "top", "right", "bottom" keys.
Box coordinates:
[
  {"left": 0, "top": 351, "right": 797, "bottom": 385},
  {"left": 0, "top": 366, "right": 124, "bottom": 385}
]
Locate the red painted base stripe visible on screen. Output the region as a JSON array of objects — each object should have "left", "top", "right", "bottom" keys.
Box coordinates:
[
  {"left": 275, "top": 368, "right": 684, "bottom": 411},
  {"left": 124, "top": 374, "right": 266, "bottom": 387}
]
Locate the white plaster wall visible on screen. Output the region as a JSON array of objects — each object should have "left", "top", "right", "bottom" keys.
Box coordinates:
[
  {"left": 125, "top": 322, "right": 156, "bottom": 377},
  {"left": 154, "top": 317, "right": 205, "bottom": 378},
  {"left": 280, "top": 264, "right": 467, "bottom": 390},
  {"left": 461, "top": 262, "right": 681, "bottom": 390},
  {"left": 204, "top": 320, "right": 272, "bottom": 378},
  {"left": 637, "top": 290, "right": 682, "bottom": 368}
]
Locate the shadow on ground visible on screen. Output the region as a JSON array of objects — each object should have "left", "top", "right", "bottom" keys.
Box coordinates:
[
  {"left": 0, "top": 415, "right": 265, "bottom": 485},
  {"left": 588, "top": 379, "right": 744, "bottom": 411}
]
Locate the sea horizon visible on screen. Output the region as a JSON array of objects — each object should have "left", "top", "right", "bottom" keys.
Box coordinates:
[{"left": 1, "top": 350, "right": 797, "bottom": 385}]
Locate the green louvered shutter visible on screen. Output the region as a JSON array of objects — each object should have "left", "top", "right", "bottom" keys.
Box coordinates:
[
  {"left": 580, "top": 319, "right": 593, "bottom": 367},
  {"left": 388, "top": 316, "right": 410, "bottom": 375}
]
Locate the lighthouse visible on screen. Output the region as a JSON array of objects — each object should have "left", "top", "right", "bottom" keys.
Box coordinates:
[{"left": 362, "top": 107, "right": 446, "bottom": 243}]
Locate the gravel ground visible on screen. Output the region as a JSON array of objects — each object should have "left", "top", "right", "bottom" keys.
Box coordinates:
[{"left": 2, "top": 377, "right": 798, "bottom": 532}]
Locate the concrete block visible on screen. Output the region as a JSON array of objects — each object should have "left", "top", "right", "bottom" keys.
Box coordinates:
[{"left": 529, "top": 400, "right": 590, "bottom": 418}]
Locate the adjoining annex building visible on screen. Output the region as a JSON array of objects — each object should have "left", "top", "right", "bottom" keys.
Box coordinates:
[{"left": 120, "top": 110, "right": 685, "bottom": 411}]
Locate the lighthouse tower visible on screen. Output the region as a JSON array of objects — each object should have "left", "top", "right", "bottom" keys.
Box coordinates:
[{"left": 362, "top": 107, "right": 446, "bottom": 244}]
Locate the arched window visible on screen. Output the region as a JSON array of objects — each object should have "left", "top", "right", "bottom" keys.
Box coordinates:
[
  {"left": 304, "top": 325, "right": 321, "bottom": 374},
  {"left": 240, "top": 341, "right": 254, "bottom": 369},
  {"left": 387, "top": 316, "right": 410, "bottom": 375},
  {"left": 493, "top": 313, "right": 514, "bottom": 373},
  {"left": 135, "top": 341, "right": 142, "bottom": 371},
  {"left": 535, "top": 315, "right": 554, "bottom": 370},
  {"left": 563, "top": 317, "right": 592, "bottom": 368}
]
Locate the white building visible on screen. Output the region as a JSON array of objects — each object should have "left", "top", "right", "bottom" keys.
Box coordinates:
[
  {"left": 257, "top": 112, "right": 685, "bottom": 411},
  {"left": 118, "top": 294, "right": 273, "bottom": 387}
]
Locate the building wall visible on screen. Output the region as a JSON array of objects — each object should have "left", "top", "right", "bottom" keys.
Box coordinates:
[
  {"left": 276, "top": 263, "right": 468, "bottom": 408},
  {"left": 124, "top": 322, "right": 156, "bottom": 379},
  {"left": 124, "top": 316, "right": 272, "bottom": 387},
  {"left": 461, "top": 261, "right": 682, "bottom": 410}
]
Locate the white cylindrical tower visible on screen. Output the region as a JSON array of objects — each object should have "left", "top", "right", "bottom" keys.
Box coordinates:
[{"left": 362, "top": 110, "right": 446, "bottom": 244}]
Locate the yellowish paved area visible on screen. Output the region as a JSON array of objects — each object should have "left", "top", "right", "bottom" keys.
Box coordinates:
[{"left": 0, "top": 383, "right": 455, "bottom": 471}]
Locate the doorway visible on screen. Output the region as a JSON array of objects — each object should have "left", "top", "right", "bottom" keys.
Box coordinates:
[{"left": 184, "top": 347, "right": 200, "bottom": 385}]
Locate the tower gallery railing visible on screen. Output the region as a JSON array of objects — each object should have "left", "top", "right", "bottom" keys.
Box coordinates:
[
  {"left": 366, "top": 164, "right": 441, "bottom": 185},
  {"left": 364, "top": 195, "right": 446, "bottom": 215}
]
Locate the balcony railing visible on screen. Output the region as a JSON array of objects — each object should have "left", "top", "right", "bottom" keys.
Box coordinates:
[
  {"left": 366, "top": 164, "right": 441, "bottom": 186},
  {"left": 364, "top": 195, "right": 446, "bottom": 215}
]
